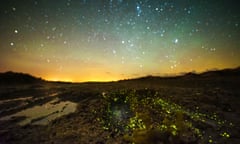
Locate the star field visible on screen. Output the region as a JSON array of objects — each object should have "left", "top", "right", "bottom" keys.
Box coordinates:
[{"left": 0, "top": 0, "right": 239, "bottom": 82}]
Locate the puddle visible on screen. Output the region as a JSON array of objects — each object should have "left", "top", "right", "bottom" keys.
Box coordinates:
[
  {"left": 0, "top": 93, "right": 61, "bottom": 115},
  {"left": 0, "top": 92, "right": 59, "bottom": 105},
  {"left": 0, "top": 98, "right": 77, "bottom": 125},
  {"left": 49, "top": 92, "right": 59, "bottom": 97},
  {"left": 0, "top": 96, "right": 32, "bottom": 104}
]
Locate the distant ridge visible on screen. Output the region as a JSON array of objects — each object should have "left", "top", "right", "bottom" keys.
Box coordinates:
[
  {"left": 199, "top": 67, "right": 240, "bottom": 77},
  {"left": 122, "top": 67, "right": 240, "bottom": 81},
  {"left": 0, "top": 71, "right": 43, "bottom": 85},
  {"left": 0, "top": 67, "right": 239, "bottom": 84}
]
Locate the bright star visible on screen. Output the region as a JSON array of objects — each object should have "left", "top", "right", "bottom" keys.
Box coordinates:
[{"left": 174, "top": 38, "right": 178, "bottom": 44}]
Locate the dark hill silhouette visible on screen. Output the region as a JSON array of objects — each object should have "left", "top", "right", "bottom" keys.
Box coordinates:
[
  {"left": 139, "top": 67, "right": 240, "bottom": 80},
  {"left": 199, "top": 67, "right": 240, "bottom": 77},
  {"left": 0, "top": 71, "right": 43, "bottom": 85},
  {"left": 0, "top": 67, "right": 239, "bottom": 85}
]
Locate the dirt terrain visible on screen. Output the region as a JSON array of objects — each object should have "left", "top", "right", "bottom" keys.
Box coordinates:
[{"left": 0, "top": 69, "right": 240, "bottom": 144}]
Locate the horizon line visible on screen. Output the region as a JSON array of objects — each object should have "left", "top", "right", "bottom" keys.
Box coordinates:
[{"left": 1, "top": 66, "right": 239, "bottom": 83}]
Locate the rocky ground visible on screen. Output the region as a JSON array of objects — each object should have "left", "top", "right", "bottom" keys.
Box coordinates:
[{"left": 0, "top": 74, "right": 240, "bottom": 144}]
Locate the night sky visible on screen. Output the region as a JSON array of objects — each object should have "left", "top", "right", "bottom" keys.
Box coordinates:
[{"left": 0, "top": 0, "right": 239, "bottom": 82}]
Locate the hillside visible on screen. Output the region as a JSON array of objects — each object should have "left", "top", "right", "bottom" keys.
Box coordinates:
[
  {"left": 0, "top": 71, "right": 43, "bottom": 85},
  {"left": 0, "top": 67, "right": 239, "bottom": 144}
]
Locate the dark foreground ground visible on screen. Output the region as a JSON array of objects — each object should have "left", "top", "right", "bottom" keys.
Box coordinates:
[{"left": 0, "top": 73, "right": 240, "bottom": 143}]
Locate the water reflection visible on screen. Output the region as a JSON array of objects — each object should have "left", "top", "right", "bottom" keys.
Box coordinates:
[{"left": 0, "top": 98, "right": 77, "bottom": 125}]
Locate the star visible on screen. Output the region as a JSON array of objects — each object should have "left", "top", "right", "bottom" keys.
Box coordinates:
[
  {"left": 12, "top": 7, "right": 16, "bottom": 11},
  {"left": 136, "top": 3, "right": 142, "bottom": 17},
  {"left": 0, "top": 0, "right": 239, "bottom": 82},
  {"left": 174, "top": 39, "right": 179, "bottom": 44},
  {"left": 14, "top": 30, "right": 18, "bottom": 34}
]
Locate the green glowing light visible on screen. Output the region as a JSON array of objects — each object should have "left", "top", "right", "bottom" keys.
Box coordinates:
[
  {"left": 170, "top": 124, "right": 177, "bottom": 130},
  {"left": 97, "top": 89, "right": 232, "bottom": 143},
  {"left": 171, "top": 130, "right": 177, "bottom": 136},
  {"left": 220, "top": 132, "right": 230, "bottom": 138},
  {"left": 114, "top": 97, "right": 118, "bottom": 102}
]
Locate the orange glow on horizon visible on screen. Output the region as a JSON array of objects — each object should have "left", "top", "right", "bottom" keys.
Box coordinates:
[
  {"left": 41, "top": 64, "right": 238, "bottom": 82},
  {"left": 44, "top": 73, "right": 125, "bottom": 82}
]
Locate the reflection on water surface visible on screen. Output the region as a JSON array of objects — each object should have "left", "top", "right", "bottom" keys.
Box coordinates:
[{"left": 0, "top": 98, "right": 77, "bottom": 125}]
